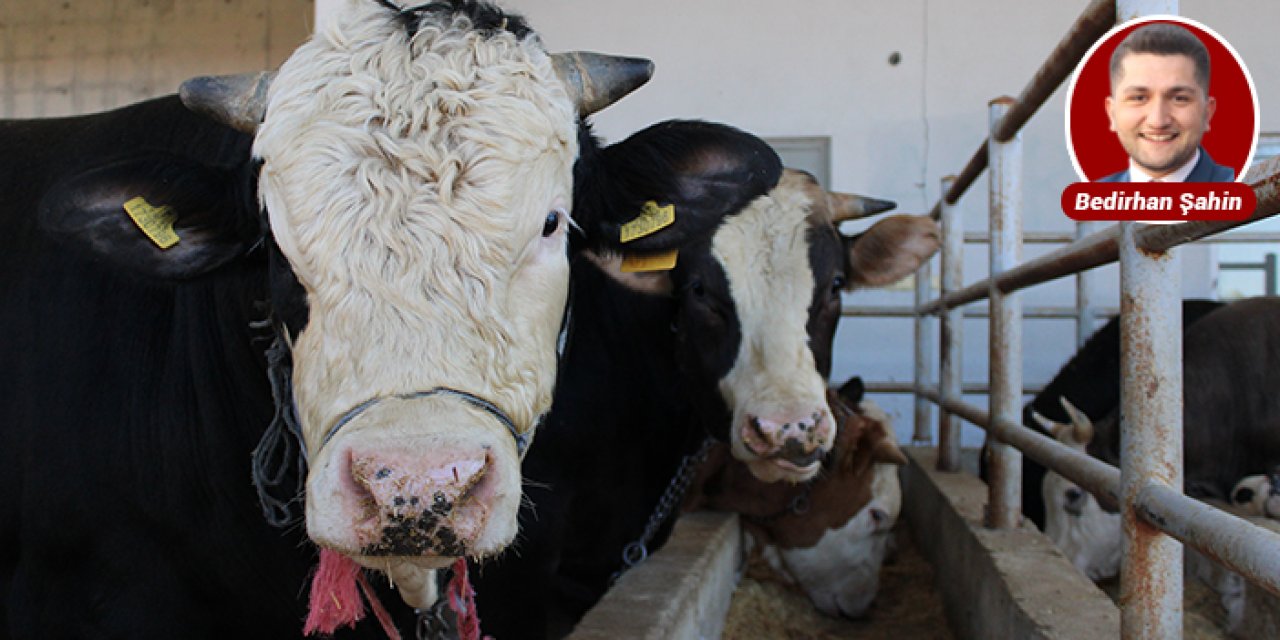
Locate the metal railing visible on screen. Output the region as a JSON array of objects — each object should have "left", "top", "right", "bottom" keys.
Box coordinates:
[{"left": 900, "top": 1, "right": 1280, "bottom": 638}]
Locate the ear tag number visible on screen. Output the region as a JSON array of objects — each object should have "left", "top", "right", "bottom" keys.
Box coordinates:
[
  {"left": 621, "top": 249, "right": 678, "bottom": 273},
  {"left": 620, "top": 201, "right": 675, "bottom": 243},
  {"left": 123, "top": 197, "right": 179, "bottom": 249}
]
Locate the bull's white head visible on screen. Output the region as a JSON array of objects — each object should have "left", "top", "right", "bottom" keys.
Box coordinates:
[
  {"left": 1037, "top": 398, "right": 1121, "bottom": 582},
  {"left": 182, "top": 0, "right": 652, "bottom": 578}
]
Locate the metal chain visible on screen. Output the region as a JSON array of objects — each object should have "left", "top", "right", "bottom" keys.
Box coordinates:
[
  {"left": 415, "top": 599, "right": 450, "bottom": 640},
  {"left": 611, "top": 437, "right": 716, "bottom": 583}
]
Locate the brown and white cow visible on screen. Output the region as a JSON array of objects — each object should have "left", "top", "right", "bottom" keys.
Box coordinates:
[{"left": 687, "top": 381, "right": 906, "bottom": 618}]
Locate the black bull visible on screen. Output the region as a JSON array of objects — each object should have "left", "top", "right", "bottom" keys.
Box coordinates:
[
  {"left": 0, "top": 93, "right": 782, "bottom": 637},
  {"left": 986, "top": 297, "right": 1280, "bottom": 528}
]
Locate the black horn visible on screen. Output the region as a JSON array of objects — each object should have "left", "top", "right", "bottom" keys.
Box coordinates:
[
  {"left": 179, "top": 71, "right": 275, "bottom": 135},
  {"left": 551, "top": 52, "right": 654, "bottom": 116}
]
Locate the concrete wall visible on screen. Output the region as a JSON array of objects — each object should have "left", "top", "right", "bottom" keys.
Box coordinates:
[{"left": 0, "top": 0, "right": 313, "bottom": 118}]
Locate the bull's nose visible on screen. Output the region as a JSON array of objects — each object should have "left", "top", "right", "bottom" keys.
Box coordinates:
[
  {"left": 348, "top": 451, "right": 492, "bottom": 556},
  {"left": 742, "top": 409, "right": 834, "bottom": 457}
]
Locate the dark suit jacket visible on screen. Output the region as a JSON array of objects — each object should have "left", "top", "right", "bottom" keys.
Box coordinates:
[{"left": 1098, "top": 148, "right": 1235, "bottom": 182}]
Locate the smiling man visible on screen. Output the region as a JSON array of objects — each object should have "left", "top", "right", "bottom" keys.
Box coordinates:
[{"left": 1099, "top": 22, "right": 1233, "bottom": 183}]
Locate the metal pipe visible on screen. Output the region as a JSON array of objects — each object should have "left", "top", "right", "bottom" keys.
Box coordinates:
[
  {"left": 867, "top": 381, "right": 1044, "bottom": 395},
  {"left": 1119, "top": 221, "right": 1184, "bottom": 640},
  {"left": 917, "top": 164, "right": 1280, "bottom": 315},
  {"left": 857, "top": 305, "right": 1120, "bottom": 319},
  {"left": 916, "top": 386, "right": 1280, "bottom": 599},
  {"left": 986, "top": 97, "right": 1023, "bottom": 529},
  {"left": 938, "top": 176, "right": 964, "bottom": 472},
  {"left": 926, "top": 0, "right": 1117, "bottom": 219},
  {"left": 913, "top": 257, "right": 935, "bottom": 444},
  {"left": 917, "top": 387, "right": 1120, "bottom": 508},
  {"left": 1137, "top": 483, "right": 1280, "bottom": 598}
]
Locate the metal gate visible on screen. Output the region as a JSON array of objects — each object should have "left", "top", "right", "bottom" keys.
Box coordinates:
[{"left": 900, "top": 1, "right": 1280, "bottom": 637}]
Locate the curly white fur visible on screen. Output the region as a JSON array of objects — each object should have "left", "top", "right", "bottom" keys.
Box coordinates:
[{"left": 253, "top": 0, "right": 579, "bottom": 563}]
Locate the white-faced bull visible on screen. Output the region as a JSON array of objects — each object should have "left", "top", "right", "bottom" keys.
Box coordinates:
[
  {"left": 0, "top": 1, "right": 786, "bottom": 637},
  {"left": 470, "top": 169, "right": 939, "bottom": 638}
]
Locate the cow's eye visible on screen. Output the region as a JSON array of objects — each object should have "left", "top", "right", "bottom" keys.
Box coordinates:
[
  {"left": 542, "top": 210, "right": 563, "bottom": 237},
  {"left": 690, "top": 280, "right": 706, "bottom": 297},
  {"left": 831, "top": 275, "right": 847, "bottom": 294}
]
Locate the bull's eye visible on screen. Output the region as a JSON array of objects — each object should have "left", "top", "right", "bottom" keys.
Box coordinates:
[
  {"left": 689, "top": 280, "right": 706, "bottom": 297},
  {"left": 831, "top": 275, "right": 847, "bottom": 295},
  {"left": 542, "top": 210, "right": 563, "bottom": 237}
]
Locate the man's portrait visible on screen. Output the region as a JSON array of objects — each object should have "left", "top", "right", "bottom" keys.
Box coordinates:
[
  {"left": 1065, "top": 17, "right": 1257, "bottom": 183},
  {"left": 1100, "top": 23, "right": 1230, "bottom": 182}
]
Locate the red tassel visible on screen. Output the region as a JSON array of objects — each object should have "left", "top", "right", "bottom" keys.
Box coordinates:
[
  {"left": 357, "top": 571, "right": 403, "bottom": 640},
  {"left": 448, "top": 558, "right": 492, "bottom": 640},
  {"left": 304, "top": 549, "right": 366, "bottom": 636}
]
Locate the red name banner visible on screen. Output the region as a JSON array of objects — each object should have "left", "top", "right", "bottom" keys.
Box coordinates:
[{"left": 1061, "top": 182, "right": 1256, "bottom": 222}]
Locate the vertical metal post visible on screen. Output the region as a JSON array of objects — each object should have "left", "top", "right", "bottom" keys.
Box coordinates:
[
  {"left": 1119, "top": 223, "right": 1183, "bottom": 640},
  {"left": 986, "top": 97, "right": 1022, "bottom": 529},
  {"left": 1076, "top": 222, "right": 1100, "bottom": 346},
  {"left": 1115, "top": 3, "right": 1181, "bottom": 639},
  {"left": 914, "top": 258, "right": 935, "bottom": 444},
  {"left": 938, "top": 176, "right": 964, "bottom": 471},
  {"left": 1265, "top": 253, "right": 1277, "bottom": 296},
  {"left": 1117, "top": 0, "right": 1178, "bottom": 22}
]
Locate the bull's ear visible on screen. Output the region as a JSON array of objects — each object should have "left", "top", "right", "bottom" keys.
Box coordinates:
[
  {"left": 579, "top": 119, "right": 782, "bottom": 253},
  {"left": 844, "top": 214, "right": 940, "bottom": 289},
  {"left": 38, "top": 154, "right": 259, "bottom": 280}
]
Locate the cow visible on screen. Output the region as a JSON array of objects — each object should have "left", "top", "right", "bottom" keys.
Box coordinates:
[
  {"left": 0, "top": 1, "right": 787, "bottom": 637},
  {"left": 1037, "top": 297, "right": 1280, "bottom": 582},
  {"left": 469, "top": 169, "right": 939, "bottom": 638},
  {"left": 984, "top": 299, "right": 1224, "bottom": 528},
  {"left": 1036, "top": 399, "right": 1121, "bottom": 581},
  {"left": 1231, "top": 473, "right": 1280, "bottom": 519},
  {"left": 754, "top": 462, "right": 903, "bottom": 619},
  {"left": 686, "top": 377, "right": 907, "bottom": 619}
]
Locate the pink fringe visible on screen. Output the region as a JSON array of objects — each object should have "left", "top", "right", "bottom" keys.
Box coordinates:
[
  {"left": 448, "top": 558, "right": 492, "bottom": 640},
  {"left": 303, "top": 548, "right": 401, "bottom": 640}
]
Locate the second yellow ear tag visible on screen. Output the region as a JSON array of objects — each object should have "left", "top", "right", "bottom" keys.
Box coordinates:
[
  {"left": 620, "top": 201, "right": 675, "bottom": 243},
  {"left": 123, "top": 196, "right": 180, "bottom": 249},
  {"left": 620, "top": 249, "right": 678, "bottom": 273}
]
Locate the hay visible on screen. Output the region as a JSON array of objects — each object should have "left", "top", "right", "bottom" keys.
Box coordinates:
[{"left": 723, "top": 520, "right": 952, "bottom": 640}]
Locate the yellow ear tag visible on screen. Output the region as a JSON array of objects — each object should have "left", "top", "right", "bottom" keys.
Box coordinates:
[
  {"left": 620, "top": 201, "right": 675, "bottom": 243},
  {"left": 620, "top": 249, "right": 678, "bottom": 273},
  {"left": 123, "top": 196, "right": 180, "bottom": 249}
]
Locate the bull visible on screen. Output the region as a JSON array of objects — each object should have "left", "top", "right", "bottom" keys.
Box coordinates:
[
  {"left": 470, "top": 169, "right": 938, "bottom": 638},
  {"left": 0, "top": 1, "right": 784, "bottom": 636},
  {"left": 1037, "top": 297, "right": 1280, "bottom": 581}
]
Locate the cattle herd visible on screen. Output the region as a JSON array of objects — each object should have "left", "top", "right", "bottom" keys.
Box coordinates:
[{"left": 2, "top": 1, "right": 1276, "bottom": 639}]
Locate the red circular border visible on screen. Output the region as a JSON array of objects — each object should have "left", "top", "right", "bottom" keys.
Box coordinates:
[{"left": 1067, "top": 17, "right": 1257, "bottom": 182}]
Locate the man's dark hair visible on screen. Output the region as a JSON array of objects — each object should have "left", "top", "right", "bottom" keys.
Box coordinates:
[{"left": 1109, "top": 23, "right": 1211, "bottom": 93}]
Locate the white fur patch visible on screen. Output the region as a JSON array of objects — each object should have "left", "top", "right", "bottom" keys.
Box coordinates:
[
  {"left": 253, "top": 1, "right": 578, "bottom": 561},
  {"left": 1043, "top": 462, "right": 1122, "bottom": 581},
  {"left": 715, "top": 181, "right": 830, "bottom": 470}
]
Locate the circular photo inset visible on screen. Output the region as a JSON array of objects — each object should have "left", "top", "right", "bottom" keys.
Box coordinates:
[{"left": 1064, "top": 15, "right": 1258, "bottom": 183}]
